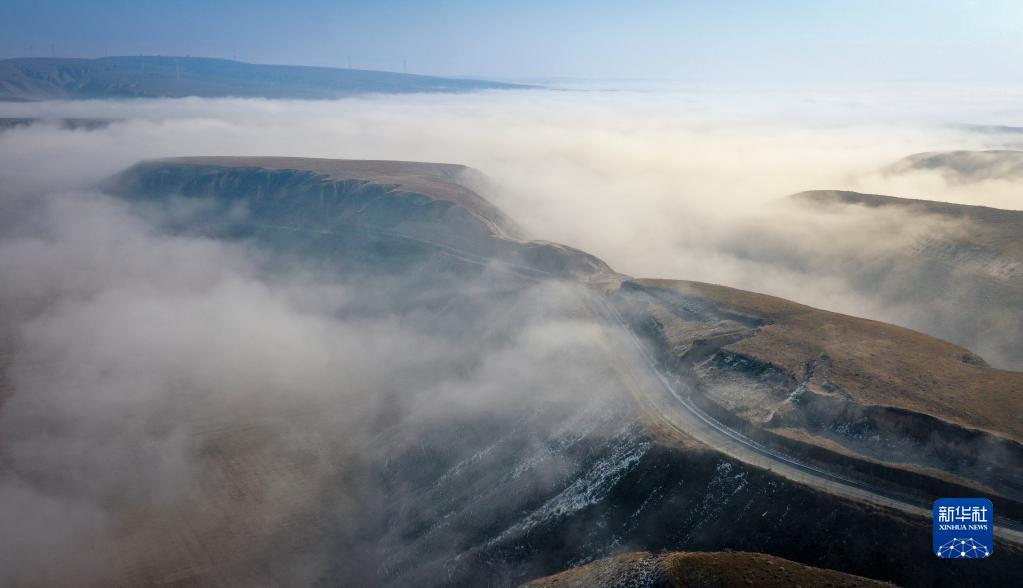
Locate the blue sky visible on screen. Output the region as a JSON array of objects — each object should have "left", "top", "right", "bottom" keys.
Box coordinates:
[{"left": 1, "top": 0, "right": 1021, "bottom": 81}]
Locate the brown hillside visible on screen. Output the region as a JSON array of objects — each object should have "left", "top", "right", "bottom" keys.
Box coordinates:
[{"left": 521, "top": 551, "right": 894, "bottom": 588}]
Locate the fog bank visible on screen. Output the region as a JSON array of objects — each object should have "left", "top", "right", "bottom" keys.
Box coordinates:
[{"left": 2, "top": 86, "right": 1020, "bottom": 365}]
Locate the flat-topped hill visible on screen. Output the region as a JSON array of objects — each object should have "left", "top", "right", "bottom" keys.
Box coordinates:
[
  {"left": 109, "top": 157, "right": 613, "bottom": 279},
  {"left": 141, "top": 156, "right": 520, "bottom": 237}
]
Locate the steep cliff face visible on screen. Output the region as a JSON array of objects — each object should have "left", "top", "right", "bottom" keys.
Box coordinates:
[
  {"left": 110, "top": 158, "right": 515, "bottom": 248},
  {"left": 108, "top": 157, "right": 613, "bottom": 281}
]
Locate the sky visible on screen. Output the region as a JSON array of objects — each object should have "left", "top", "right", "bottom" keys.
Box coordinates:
[{"left": 1, "top": 0, "right": 1022, "bottom": 81}]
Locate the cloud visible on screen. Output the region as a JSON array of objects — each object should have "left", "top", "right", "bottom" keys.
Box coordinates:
[
  {"left": 6, "top": 86, "right": 1019, "bottom": 364},
  {"left": 0, "top": 187, "right": 633, "bottom": 584},
  {"left": 0, "top": 86, "right": 1021, "bottom": 582}
]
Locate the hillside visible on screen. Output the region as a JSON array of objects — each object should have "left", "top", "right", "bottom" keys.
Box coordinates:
[
  {"left": 109, "top": 157, "right": 611, "bottom": 280},
  {"left": 797, "top": 188, "right": 1023, "bottom": 280},
  {"left": 4, "top": 157, "right": 1022, "bottom": 586},
  {"left": 613, "top": 278, "right": 1023, "bottom": 501},
  {"left": 0, "top": 56, "right": 526, "bottom": 100},
  {"left": 114, "top": 157, "right": 1023, "bottom": 504},
  {"left": 791, "top": 189, "right": 1023, "bottom": 371},
  {"left": 886, "top": 149, "right": 1023, "bottom": 183},
  {"left": 522, "top": 551, "right": 894, "bottom": 588},
  {"left": 796, "top": 190, "right": 1023, "bottom": 271},
  {"left": 116, "top": 156, "right": 521, "bottom": 237}
]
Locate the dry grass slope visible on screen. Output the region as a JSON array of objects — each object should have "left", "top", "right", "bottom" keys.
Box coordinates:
[
  {"left": 521, "top": 551, "right": 894, "bottom": 588},
  {"left": 637, "top": 278, "right": 1023, "bottom": 443},
  {"left": 795, "top": 190, "right": 1023, "bottom": 275}
]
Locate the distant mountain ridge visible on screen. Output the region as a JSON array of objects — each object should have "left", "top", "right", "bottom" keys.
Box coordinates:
[{"left": 0, "top": 56, "right": 528, "bottom": 100}]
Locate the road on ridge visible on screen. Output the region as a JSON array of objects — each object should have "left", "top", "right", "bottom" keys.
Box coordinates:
[
  {"left": 249, "top": 220, "right": 1023, "bottom": 547},
  {"left": 593, "top": 295, "right": 1023, "bottom": 547}
]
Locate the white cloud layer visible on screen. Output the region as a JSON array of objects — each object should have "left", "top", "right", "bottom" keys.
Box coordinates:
[
  {"left": 2, "top": 86, "right": 1020, "bottom": 365},
  {"left": 1, "top": 85, "right": 1021, "bottom": 583}
]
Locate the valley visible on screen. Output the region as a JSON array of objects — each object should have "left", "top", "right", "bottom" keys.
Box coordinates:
[{"left": 16, "top": 156, "right": 1008, "bottom": 586}]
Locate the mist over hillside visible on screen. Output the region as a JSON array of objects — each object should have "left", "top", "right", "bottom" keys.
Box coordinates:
[
  {"left": 2, "top": 88, "right": 1020, "bottom": 367},
  {"left": 1, "top": 154, "right": 1020, "bottom": 587},
  {"left": 886, "top": 149, "right": 1023, "bottom": 183},
  {"left": 1, "top": 84, "right": 1022, "bottom": 586},
  {"left": 4, "top": 1, "right": 1023, "bottom": 585}
]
